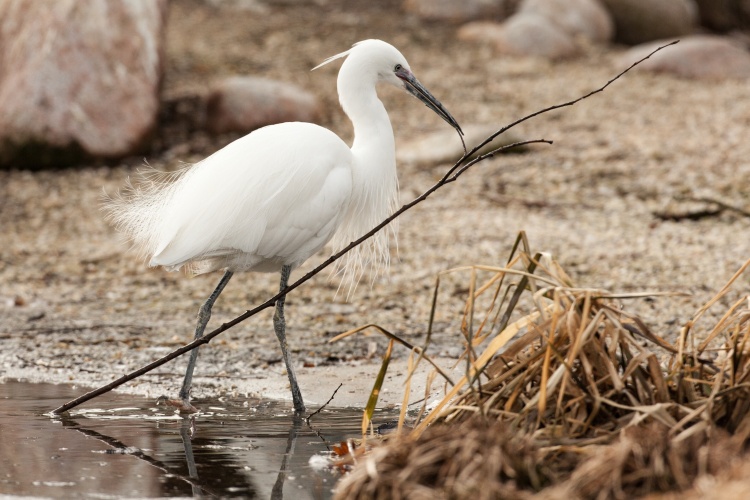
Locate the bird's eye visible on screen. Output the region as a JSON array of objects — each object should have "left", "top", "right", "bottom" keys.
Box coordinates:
[{"left": 394, "top": 64, "right": 402, "bottom": 72}]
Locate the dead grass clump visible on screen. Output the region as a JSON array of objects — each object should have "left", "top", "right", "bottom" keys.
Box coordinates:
[
  {"left": 559, "top": 422, "right": 744, "bottom": 499},
  {"left": 334, "top": 236, "right": 750, "bottom": 499},
  {"left": 335, "top": 417, "right": 547, "bottom": 500}
]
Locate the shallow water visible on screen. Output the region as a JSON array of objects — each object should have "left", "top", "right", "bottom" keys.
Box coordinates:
[{"left": 0, "top": 380, "right": 392, "bottom": 498}]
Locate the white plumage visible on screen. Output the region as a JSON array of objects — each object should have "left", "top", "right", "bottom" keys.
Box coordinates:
[
  {"left": 104, "top": 39, "right": 462, "bottom": 413},
  {"left": 110, "top": 124, "right": 358, "bottom": 275}
]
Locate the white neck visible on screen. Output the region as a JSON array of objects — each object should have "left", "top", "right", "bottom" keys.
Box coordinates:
[
  {"left": 337, "top": 62, "right": 395, "bottom": 163},
  {"left": 331, "top": 55, "right": 400, "bottom": 288}
]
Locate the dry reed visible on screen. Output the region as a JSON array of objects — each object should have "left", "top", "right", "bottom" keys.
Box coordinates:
[{"left": 335, "top": 235, "right": 750, "bottom": 499}]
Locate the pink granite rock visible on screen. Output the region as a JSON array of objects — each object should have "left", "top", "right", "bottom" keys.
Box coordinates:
[{"left": 0, "top": 0, "right": 168, "bottom": 168}]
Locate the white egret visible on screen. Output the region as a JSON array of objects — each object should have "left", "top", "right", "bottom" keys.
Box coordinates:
[{"left": 104, "top": 39, "right": 462, "bottom": 413}]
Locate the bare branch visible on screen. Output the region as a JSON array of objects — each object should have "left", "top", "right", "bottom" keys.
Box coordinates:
[
  {"left": 50, "top": 41, "right": 678, "bottom": 415},
  {"left": 306, "top": 383, "right": 343, "bottom": 423},
  {"left": 677, "top": 195, "right": 750, "bottom": 218},
  {"left": 441, "top": 40, "right": 679, "bottom": 183}
]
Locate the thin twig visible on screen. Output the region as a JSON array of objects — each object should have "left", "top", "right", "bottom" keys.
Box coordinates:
[
  {"left": 676, "top": 195, "right": 750, "bottom": 218},
  {"left": 306, "top": 383, "right": 343, "bottom": 423},
  {"left": 439, "top": 40, "right": 679, "bottom": 184},
  {"left": 331, "top": 323, "right": 455, "bottom": 385},
  {"left": 51, "top": 41, "right": 676, "bottom": 415}
]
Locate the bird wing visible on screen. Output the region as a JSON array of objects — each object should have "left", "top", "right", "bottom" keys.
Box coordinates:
[{"left": 149, "top": 122, "right": 353, "bottom": 272}]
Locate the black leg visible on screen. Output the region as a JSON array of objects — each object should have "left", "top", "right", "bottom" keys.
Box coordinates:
[
  {"left": 177, "top": 269, "right": 234, "bottom": 407},
  {"left": 273, "top": 265, "right": 305, "bottom": 413}
]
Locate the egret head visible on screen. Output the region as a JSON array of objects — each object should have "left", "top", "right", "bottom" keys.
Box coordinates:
[{"left": 314, "top": 40, "right": 463, "bottom": 136}]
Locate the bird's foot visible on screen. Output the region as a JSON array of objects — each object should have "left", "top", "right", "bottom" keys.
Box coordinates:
[{"left": 156, "top": 395, "right": 199, "bottom": 414}]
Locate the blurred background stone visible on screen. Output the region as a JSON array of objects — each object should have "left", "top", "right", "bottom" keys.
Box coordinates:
[
  {"left": 205, "top": 76, "right": 322, "bottom": 135},
  {"left": 620, "top": 35, "right": 750, "bottom": 80},
  {"left": 403, "top": 0, "right": 519, "bottom": 23},
  {"left": 457, "top": 0, "right": 614, "bottom": 60},
  {"left": 458, "top": 12, "right": 581, "bottom": 59},
  {"left": 397, "top": 123, "right": 526, "bottom": 167},
  {"left": 0, "top": 0, "right": 168, "bottom": 169},
  {"left": 519, "top": 0, "right": 614, "bottom": 43},
  {"left": 694, "top": 0, "right": 750, "bottom": 32},
  {"left": 599, "top": 0, "right": 698, "bottom": 45}
]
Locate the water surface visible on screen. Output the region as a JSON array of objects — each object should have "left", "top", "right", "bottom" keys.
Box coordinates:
[{"left": 0, "top": 381, "right": 389, "bottom": 498}]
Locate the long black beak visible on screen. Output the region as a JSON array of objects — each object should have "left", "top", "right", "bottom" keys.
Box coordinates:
[{"left": 396, "top": 67, "right": 463, "bottom": 136}]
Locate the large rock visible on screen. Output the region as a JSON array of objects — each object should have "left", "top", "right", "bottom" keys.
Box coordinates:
[
  {"left": 599, "top": 0, "right": 698, "bottom": 45},
  {"left": 403, "top": 0, "right": 519, "bottom": 23},
  {"left": 619, "top": 35, "right": 750, "bottom": 80},
  {"left": 204, "top": 76, "right": 322, "bottom": 135},
  {"left": 519, "top": 0, "right": 614, "bottom": 43},
  {"left": 458, "top": 12, "right": 580, "bottom": 60},
  {"left": 0, "top": 0, "right": 168, "bottom": 168}
]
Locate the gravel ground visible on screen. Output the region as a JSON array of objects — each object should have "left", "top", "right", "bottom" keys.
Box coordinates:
[{"left": 1, "top": 0, "right": 749, "bottom": 407}]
